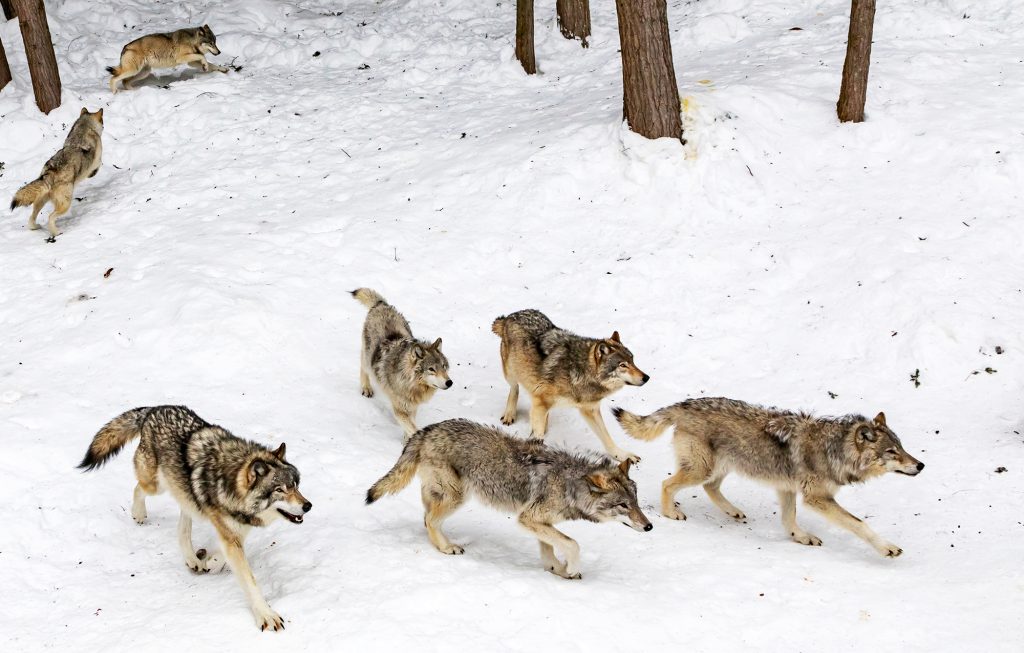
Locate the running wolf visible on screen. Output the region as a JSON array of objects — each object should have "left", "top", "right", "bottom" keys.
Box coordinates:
[
  {"left": 79, "top": 406, "right": 312, "bottom": 631},
  {"left": 366, "top": 419, "right": 652, "bottom": 579},
  {"left": 614, "top": 398, "right": 924, "bottom": 557},
  {"left": 10, "top": 108, "right": 103, "bottom": 241},
  {"left": 352, "top": 288, "right": 452, "bottom": 438},
  {"left": 492, "top": 309, "right": 649, "bottom": 463},
  {"left": 108, "top": 25, "right": 228, "bottom": 92}
]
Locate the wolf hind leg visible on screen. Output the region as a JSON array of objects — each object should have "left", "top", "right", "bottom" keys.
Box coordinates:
[
  {"left": 131, "top": 447, "right": 159, "bottom": 524},
  {"left": 27, "top": 196, "right": 48, "bottom": 231},
  {"left": 660, "top": 447, "right": 713, "bottom": 521},
  {"left": 420, "top": 469, "right": 465, "bottom": 555},
  {"left": 703, "top": 474, "right": 746, "bottom": 521},
  {"left": 44, "top": 186, "right": 72, "bottom": 240},
  {"left": 501, "top": 381, "right": 519, "bottom": 425},
  {"left": 359, "top": 355, "right": 373, "bottom": 397},
  {"left": 528, "top": 396, "right": 551, "bottom": 439},
  {"left": 122, "top": 65, "right": 151, "bottom": 89},
  {"left": 778, "top": 490, "right": 821, "bottom": 546}
]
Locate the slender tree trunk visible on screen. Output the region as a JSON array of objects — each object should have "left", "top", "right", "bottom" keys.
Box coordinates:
[
  {"left": 12, "top": 0, "right": 60, "bottom": 113},
  {"left": 556, "top": 0, "right": 591, "bottom": 48},
  {"left": 837, "top": 0, "right": 875, "bottom": 123},
  {"left": 515, "top": 0, "right": 536, "bottom": 74},
  {"left": 0, "top": 37, "right": 11, "bottom": 91},
  {"left": 615, "top": 0, "right": 682, "bottom": 141},
  {"left": 1, "top": 0, "right": 16, "bottom": 21}
]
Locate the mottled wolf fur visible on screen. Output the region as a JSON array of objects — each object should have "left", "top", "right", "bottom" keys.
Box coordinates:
[
  {"left": 108, "top": 25, "right": 227, "bottom": 92},
  {"left": 492, "top": 309, "right": 649, "bottom": 463},
  {"left": 352, "top": 288, "right": 452, "bottom": 438},
  {"left": 614, "top": 397, "right": 924, "bottom": 557},
  {"left": 366, "top": 419, "right": 652, "bottom": 579},
  {"left": 79, "top": 406, "right": 312, "bottom": 631},
  {"left": 10, "top": 108, "right": 103, "bottom": 240}
]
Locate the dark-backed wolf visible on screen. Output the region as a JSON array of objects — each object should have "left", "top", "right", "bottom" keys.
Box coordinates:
[
  {"left": 366, "top": 419, "right": 651, "bottom": 579},
  {"left": 10, "top": 108, "right": 103, "bottom": 241},
  {"left": 614, "top": 398, "right": 924, "bottom": 557},
  {"left": 492, "top": 309, "right": 648, "bottom": 463},
  {"left": 352, "top": 288, "right": 452, "bottom": 438},
  {"left": 79, "top": 406, "right": 312, "bottom": 630},
  {"left": 108, "top": 25, "right": 227, "bottom": 92}
]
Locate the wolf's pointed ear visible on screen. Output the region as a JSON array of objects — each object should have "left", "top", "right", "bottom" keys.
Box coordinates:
[
  {"left": 247, "top": 460, "right": 270, "bottom": 486},
  {"left": 412, "top": 344, "right": 425, "bottom": 359},
  {"left": 586, "top": 471, "right": 611, "bottom": 493},
  {"left": 874, "top": 412, "right": 886, "bottom": 426},
  {"left": 431, "top": 337, "right": 442, "bottom": 351},
  {"left": 96, "top": 108, "right": 104, "bottom": 123},
  {"left": 272, "top": 443, "right": 286, "bottom": 461},
  {"left": 618, "top": 458, "right": 632, "bottom": 476},
  {"left": 597, "top": 342, "right": 611, "bottom": 357},
  {"left": 610, "top": 331, "right": 621, "bottom": 343},
  {"left": 80, "top": 107, "right": 88, "bottom": 116},
  {"left": 857, "top": 426, "right": 876, "bottom": 443}
]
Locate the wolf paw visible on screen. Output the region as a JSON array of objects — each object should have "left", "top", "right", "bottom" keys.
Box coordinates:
[
  {"left": 254, "top": 607, "right": 285, "bottom": 632},
  {"left": 792, "top": 532, "right": 823, "bottom": 546},
  {"left": 45, "top": 235, "right": 57, "bottom": 243},
  {"left": 132, "top": 509, "right": 147, "bottom": 525},
  {"left": 611, "top": 449, "right": 641, "bottom": 464},
  {"left": 439, "top": 543, "right": 465, "bottom": 555},
  {"left": 203, "top": 551, "right": 227, "bottom": 573},
  {"left": 727, "top": 510, "right": 747, "bottom": 521},
  {"left": 663, "top": 503, "right": 687, "bottom": 521},
  {"left": 361, "top": 388, "right": 374, "bottom": 398},
  {"left": 501, "top": 414, "right": 516, "bottom": 426},
  {"left": 185, "top": 557, "right": 206, "bottom": 573},
  {"left": 878, "top": 542, "right": 903, "bottom": 558}
]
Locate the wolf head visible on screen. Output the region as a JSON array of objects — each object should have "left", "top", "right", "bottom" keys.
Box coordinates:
[
  {"left": 850, "top": 412, "right": 924, "bottom": 479},
  {"left": 413, "top": 338, "right": 452, "bottom": 390},
  {"left": 197, "top": 24, "right": 220, "bottom": 56},
  {"left": 594, "top": 332, "right": 649, "bottom": 389},
  {"left": 245, "top": 443, "right": 313, "bottom": 525},
  {"left": 79, "top": 107, "right": 104, "bottom": 130},
  {"left": 582, "top": 459, "right": 652, "bottom": 532}
]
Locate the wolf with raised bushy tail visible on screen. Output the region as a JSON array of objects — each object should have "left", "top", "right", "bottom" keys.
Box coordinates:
[
  {"left": 492, "top": 309, "right": 648, "bottom": 463},
  {"left": 614, "top": 397, "right": 924, "bottom": 557},
  {"left": 79, "top": 406, "right": 312, "bottom": 631},
  {"left": 10, "top": 108, "right": 103, "bottom": 241},
  {"left": 352, "top": 288, "right": 452, "bottom": 438},
  {"left": 366, "top": 419, "right": 652, "bottom": 579},
  {"left": 108, "top": 25, "right": 228, "bottom": 92}
]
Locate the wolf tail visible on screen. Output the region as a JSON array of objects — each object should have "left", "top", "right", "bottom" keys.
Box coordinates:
[
  {"left": 366, "top": 433, "right": 423, "bottom": 504},
  {"left": 612, "top": 406, "right": 676, "bottom": 442},
  {"left": 351, "top": 288, "right": 387, "bottom": 310},
  {"left": 491, "top": 316, "right": 507, "bottom": 337},
  {"left": 10, "top": 176, "right": 51, "bottom": 211},
  {"left": 79, "top": 407, "right": 152, "bottom": 471},
  {"left": 106, "top": 65, "right": 118, "bottom": 75}
]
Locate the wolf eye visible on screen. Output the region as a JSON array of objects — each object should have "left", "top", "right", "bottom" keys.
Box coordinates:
[
  {"left": 618, "top": 362, "right": 627, "bottom": 368},
  {"left": 428, "top": 367, "right": 436, "bottom": 373},
  {"left": 885, "top": 449, "right": 897, "bottom": 455}
]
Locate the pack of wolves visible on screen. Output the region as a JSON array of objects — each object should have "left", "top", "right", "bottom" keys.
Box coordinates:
[{"left": 6, "top": 22, "right": 925, "bottom": 634}]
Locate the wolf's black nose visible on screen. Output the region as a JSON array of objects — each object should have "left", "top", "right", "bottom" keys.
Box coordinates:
[
  {"left": 641, "top": 375, "right": 650, "bottom": 384},
  {"left": 445, "top": 379, "right": 453, "bottom": 388},
  {"left": 302, "top": 502, "right": 313, "bottom": 513},
  {"left": 916, "top": 462, "right": 925, "bottom": 471},
  {"left": 643, "top": 523, "right": 653, "bottom": 532}
]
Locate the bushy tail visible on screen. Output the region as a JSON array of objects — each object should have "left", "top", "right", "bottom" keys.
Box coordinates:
[
  {"left": 612, "top": 406, "right": 676, "bottom": 442},
  {"left": 351, "top": 288, "right": 387, "bottom": 310},
  {"left": 106, "top": 65, "right": 118, "bottom": 75},
  {"left": 491, "top": 316, "right": 506, "bottom": 337},
  {"left": 79, "top": 407, "right": 152, "bottom": 471},
  {"left": 366, "top": 435, "right": 423, "bottom": 504},
  {"left": 10, "top": 177, "right": 51, "bottom": 211}
]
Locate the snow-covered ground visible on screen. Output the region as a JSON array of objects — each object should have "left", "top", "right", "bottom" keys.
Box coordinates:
[{"left": 1, "top": 0, "right": 1022, "bottom": 649}]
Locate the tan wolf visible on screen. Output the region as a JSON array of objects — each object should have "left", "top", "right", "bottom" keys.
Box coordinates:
[
  {"left": 492, "top": 309, "right": 648, "bottom": 463},
  {"left": 107, "top": 25, "right": 228, "bottom": 93},
  {"left": 79, "top": 406, "right": 313, "bottom": 631},
  {"left": 366, "top": 419, "right": 652, "bottom": 578},
  {"left": 614, "top": 397, "right": 924, "bottom": 557},
  {"left": 352, "top": 288, "right": 452, "bottom": 438},
  {"left": 10, "top": 108, "right": 103, "bottom": 241}
]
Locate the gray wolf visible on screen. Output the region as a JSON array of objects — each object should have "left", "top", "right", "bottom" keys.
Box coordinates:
[
  {"left": 108, "top": 25, "right": 227, "bottom": 92},
  {"left": 352, "top": 288, "right": 452, "bottom": 438},
  {"left": 492, "top": 309, "right": 648, "bottom": 463},
  {"left": 10, "top": 108, "right": 103, "bottom": 241},
  {"left": 366, "top": 418, "right": 652, "bottom": 579},
  {"left": 614, "top": 397, "right": 924, "bottom": 557},
  {"left": 79, "top": 406, "right": 312, "bottom": 631}
]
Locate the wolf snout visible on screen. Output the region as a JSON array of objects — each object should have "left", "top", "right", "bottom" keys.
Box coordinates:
[
  {"left": 643, "top": 523, "right": 653, "bottom": 532},
  {"left": 640, "top": 374, "right": 650, "bottom": 385},
  {"left": 302, "top": 501, "right": 313, "bottom": 513},
  {"left": 916, "top": 462, "right": 925, "bottom": 472},
  {"left": 444, "top": 379, "right": 453, "bottom": 389}
]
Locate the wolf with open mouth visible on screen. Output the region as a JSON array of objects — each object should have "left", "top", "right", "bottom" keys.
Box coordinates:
[{"left": 79, "top": 405, "right": 312, "bottom": 631}]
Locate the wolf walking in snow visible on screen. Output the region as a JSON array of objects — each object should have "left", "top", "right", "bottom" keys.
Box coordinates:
[
  {"left": 614, "top": 398, "right": 924, "bottom": 557},
  {"left": 366, "top": 419, "right": 652, "bottom": 578},
  {"left": 492, "top": 309, "right": 649, "bottom": 463},
  {"left": 10, "top": 108, "right": 103, "bottom": 241},
  {"left": 79, "top": 406, "right": 312, "bottom": 631},
  {"left": 107, "top": 25, "right": 228, "bottom": 93},
  {"left": 352, "top": 288, "right": 452, "bottom": 439}
]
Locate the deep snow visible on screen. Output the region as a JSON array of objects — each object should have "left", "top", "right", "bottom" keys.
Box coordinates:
[{"left": 1, "top": 0, "right": 1022, "bottom": 650}]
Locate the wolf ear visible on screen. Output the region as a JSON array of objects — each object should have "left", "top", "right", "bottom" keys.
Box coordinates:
[
  {"left": 412, "top": 344, "right": 425, "bottom": 359},
  {"left": 80, "top": 107, "right": 88, "bottom": 116},
  {"left": 857, "top": 426, "right": 876, "bottom": 443},
  {"left": 586, "top": 471, "right": 611, "bottom": 493},
  {"left": 610, "top": 331, "right": 621, "bottom": 343},
  {"left": 96, "top": 108, "right": 104, "bottom": 123},
  {"left": 618, "top": 458, "right": 632, "bottom": 476},
  {"left": 431, "top": 337, "right": 442, "bottom": 351},
  {"left": 272, "top": 443, "right": 286, "bottom": 461},
  {"left": 247, "top": 460, "right": 270, "bottom": 486},
  {"left": 597, "top": 342, "right": 611, "bottom": 357},
  {"left": 873, "top": 412, "right": 886, "bottom": 426}
]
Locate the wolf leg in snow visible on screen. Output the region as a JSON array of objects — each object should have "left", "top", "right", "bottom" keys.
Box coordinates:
[
  {"left": 44, "top": 186, "right": 71, "bottom": 239},
  {"left": 528, "top": 396, "right": 551, "bottom": 438},
  {"left": 178, "top": 512, "right": 208, "bottom": 572},
  {"left": 578, "top": 404, "right": 639, "bottom": 464},
  {"left": 420, "top": 470, "right": 465, "bottom": 554},
  {"left": 501, "top": 381, "right": 519, "bottom": 425},
  {"left": 26, "top": 196, "right": 48, "bottom": 231},
  {"left": 660, "top": 456, "right": 713, "bottom": 521},
  {"left": 804, "top": 495, "right": 901, "bottom": 557},
  {"left": 778, "top": 490, "right": 821, "bottom": 546},
  {"left": 391, "top": 401, "right": 418, "bottom": 440},
  {"left": 703, "top": 475, "right": 746, "bottom": 521},
  {"left": 359, "top": 359, "right": 373, "bottom": 397},
  {"left": 131, "top": 445, "right": 159, "bottom": 524},
  {"left": 519, "top": 517, "right": 581, "bottom": 579},
  {"left": 210, "top": 516, "right": 283, "bottom": 631},
  {"left": 538, "top": 542, "right": 567, "bottom": 577}
]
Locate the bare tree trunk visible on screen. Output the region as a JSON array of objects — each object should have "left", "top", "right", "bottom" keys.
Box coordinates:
[
  {"left": 0, "top": 37, "right": 11, "bottom": 91},
  {"left": 556, "top": 0, "right": 591, "bottom": 48},
  {"left": 515, "top": 0, "right": 536, "bottom": 74},
  {"left": 1, "top": 0, "right": 16, "bottom": 21},
  {"left": 615, "top": 0, "right": 681, "bottom": 141},
  {"left": 837, "top": 0, "right": 875, "bottom": 123},
  {"left": 12, "top": 0, "right": 60, "bottom": 113}
]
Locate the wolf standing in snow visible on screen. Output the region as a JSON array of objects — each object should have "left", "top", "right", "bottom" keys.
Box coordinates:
[
  {"left": 79, "top": 406, "right": 313, "bottom": 631},
  {"left": 366, "top": 419, "right": 652, "bottom": 579},
  {"left": 10, "top": 108, "right": 103, "bottom": 241},
  {"left": 107, "top": 25, "right": 228, "bottom": 93},
  {"left": 492, "top": 309, "right": 649, "bottom": 463},
  {"left": 614, "top": 398, "right": 924, "bottom": 557},
  {"left": 352, "top": 288, "right": 452, "bottom": 439}
]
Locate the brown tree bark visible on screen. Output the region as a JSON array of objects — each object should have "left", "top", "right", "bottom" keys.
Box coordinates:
[
  {"left": 615, "top": 0, "right": 682, "bottom": 141},
  {"left": 12, "top": 0, "right": 60, "bottom": 113},
  {"left": 1, "top": 0, "right": 16, "bottom": 21},
  {"left": 515, "top": 0, "right": 536, "bottom": 74},
  {"left": 0, "top": 37, "right": 11, "bottom": 91},
  {"left": 557, "top": 0, "right": 591, "bottom": 48},
  {"left": 837, "top": 0, "right": 875, "bottom": 123}
]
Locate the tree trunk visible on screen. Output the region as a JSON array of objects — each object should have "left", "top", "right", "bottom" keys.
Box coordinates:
[
  {"left": 515, "top": 0, "right": 536, "bottom": 74},
  {"left": 837, "top": 0, "right": 875, "bottom": 123},
  {"left": 557, "top": 0, "right": 591, "bottom": 48},
  {"left": 0, "top": 37, "right": 11, "bottom": 91},
  {"left": 615, "top": 0, "right": 682, "bottom": 141},
  {"left": 12, "top": 0, "right": 60, "bottom": 113},
  {"left": 1, "top": 0, "right": 16, "bottom": 21}
]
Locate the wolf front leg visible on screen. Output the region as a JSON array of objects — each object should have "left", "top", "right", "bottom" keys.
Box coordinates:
[
  {"left": 803, "top": 495, "right": 901, "bottom": 557},
  {"left": 178, "top": 512, "right": 210, "bottom": 572},
  {"left": 578, "top": 404, "right": 639, "bottom": 463},
  {"left": 518, "top": 516, "right": 581, "bottom": 579},
  {"left": 777, "top": 490, "right": 821, "bottom": 546},
  {"left": 210, "top": 516, "right": 284, "bottom": 631}
]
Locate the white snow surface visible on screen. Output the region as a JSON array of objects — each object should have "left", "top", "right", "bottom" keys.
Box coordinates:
[{"left": 1, "top": 0, "right": 1022, "bottom": 650}]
